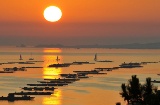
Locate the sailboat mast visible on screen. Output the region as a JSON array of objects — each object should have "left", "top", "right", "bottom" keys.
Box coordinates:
[{"left": 94, "top": 53, "right": 97, "bottom": 61}]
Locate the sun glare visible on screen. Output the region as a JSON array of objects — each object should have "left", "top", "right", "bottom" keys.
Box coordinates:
[{"left": 44, "top": 6, "right": 62, "bottom": 22}]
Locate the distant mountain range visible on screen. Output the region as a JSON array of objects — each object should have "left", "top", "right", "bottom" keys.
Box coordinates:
[{"left": 34, "top": 42, "right": 160, "bottom": 49}]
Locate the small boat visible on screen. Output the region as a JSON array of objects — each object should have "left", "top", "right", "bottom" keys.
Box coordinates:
[
  {"left": 94, "top": 53, "right": 97, "bottom": 61},
  {"left": 56, "top": 56, "right": 60, "bottom": 62},
  {"left": 19, "top": 54, "right": 23, "bottom": 60},
  {"left": 94, "top": 53, "right": 113, "bottom": 62},
  {"left": 29, "top": 53, "right": 34, "bottom": 60},
  {"left": 0, "top": 93, "right": 34, "bottom": 101}
]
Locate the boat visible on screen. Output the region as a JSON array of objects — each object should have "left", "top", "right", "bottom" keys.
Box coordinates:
[
  {"left": 119, "top": 62, "right": 143, "bottom": 68},
  {"left": 21, "top": 87, "right": 57, "bottom": 91},
  {"left": 48, "top": 63, "right": 71, "bottom": 68},
  {"left": 29, "top": 53, "right": 34, "bottom": 60},
  {"left": 0, "top": 93, "right": 34, "bottom": 101},
  {"left": 94, "top": 53, "right": 113, "bottom": 62},
  {"left": 56, "top": 56, "right": 60, "bottom": 61},
  {"left": 94, "top": 53, "right": 97, "bottom": 61},
  {"left": 19, "top": 54, "right": 23, "bottom": 60},
  {"left": 13, "top": 91, "right": 53, "bottom": 95}
]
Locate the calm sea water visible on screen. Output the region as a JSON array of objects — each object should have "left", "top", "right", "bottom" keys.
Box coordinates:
[{"left": 0, "top": 47, "right": 160, "bottom": 105}]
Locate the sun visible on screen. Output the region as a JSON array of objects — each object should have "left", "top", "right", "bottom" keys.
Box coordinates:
[{"left": 43, "top": 6, "right": 62, "bottom": 22}]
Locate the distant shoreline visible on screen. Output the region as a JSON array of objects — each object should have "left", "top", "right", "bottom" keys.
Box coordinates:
[
  {"left": 1, "top": 42, "right": 160, "bottom": 49},
  {"left": 34, "top": 42, "right": 160, "bottom": 49}
]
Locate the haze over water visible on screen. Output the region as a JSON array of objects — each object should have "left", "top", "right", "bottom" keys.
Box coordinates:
[{"left": 0, "top": 47, "right": 160, "bottom": 105}]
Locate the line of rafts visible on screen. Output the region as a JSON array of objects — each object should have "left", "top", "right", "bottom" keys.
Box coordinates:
[
  {"left": 0, "top": 76, "right": 81, "bottom": 101},
  {"left": 0, "top": 69, "right": 108, "bottom": 101},
  {"left": 48, "top": 61, "right": 95, "bottom": 68}
]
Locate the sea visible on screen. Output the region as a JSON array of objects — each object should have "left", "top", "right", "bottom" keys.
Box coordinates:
[{"left": 0, "top": 46, "right": 160, "bottom": 105}]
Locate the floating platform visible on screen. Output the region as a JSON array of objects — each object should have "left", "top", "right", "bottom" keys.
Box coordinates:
[
  {"left": 0, "top": 93, "right": 34, "bottom": 101},
  {"left": 3, "top": 67, "right": 26, "bottom": 71},
  {"left": 21, "top": 87, "right": 57, "bottom": 91},
  {"left": 44, "top": 78, "right": 80, "bottom": 81},
  {"left": 13, "top": 91, "right": 53, "bottom": 95},
  {"left": 73, "top": 70, "right": 107, "bottom": 74},
  {"left": 48, "top": 63, "right": 71, "bottom": 68},
  {"left": 24, "top": 67, "right": 43, "bottom": 68},
  {"left": 27, "top": 83, "right": 68, "bottom": 86}
]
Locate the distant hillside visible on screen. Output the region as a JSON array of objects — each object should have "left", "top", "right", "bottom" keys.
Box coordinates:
[{"left": 35, "top": 42, "right": 160, "bottom": 49}]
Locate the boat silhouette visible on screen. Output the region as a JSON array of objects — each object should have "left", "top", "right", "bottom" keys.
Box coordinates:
[{"left": 19, "top": 54, "right": 23, "bottom": 60}]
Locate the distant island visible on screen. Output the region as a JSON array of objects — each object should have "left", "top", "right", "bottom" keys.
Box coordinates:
[{"left": 34, "top": 42, "right": 160, "bottom": 49}]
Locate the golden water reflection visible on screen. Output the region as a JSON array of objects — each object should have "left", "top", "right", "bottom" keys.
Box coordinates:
[
  {"left": 43, "top": 90, "right": 62, "bottom": 105},
  {"left": 42, "top": 48, "right": 62, "bottom": 79},
  {"left": 43, "top": 48, "right": 62, "bottom": 53}
]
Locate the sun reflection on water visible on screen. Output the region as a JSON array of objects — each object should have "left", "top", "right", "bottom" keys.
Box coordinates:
[
  {"left": 43, "top": 90, "right": 62, "bottom": 105},
  {"left": 43, "top": 48, "right": 62, "bottom": 53},
  {"left": 42, "top": 48, "right": 62, "bottom": 79}
]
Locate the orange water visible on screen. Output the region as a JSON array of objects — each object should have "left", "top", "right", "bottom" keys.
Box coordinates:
[{"left": 0, "top": 47, "right": 160, "bottom": 105}]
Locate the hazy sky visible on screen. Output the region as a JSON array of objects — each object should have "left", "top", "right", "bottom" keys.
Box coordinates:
[{"left": 0, "top": 0, "right": 160, "bottom": 46}]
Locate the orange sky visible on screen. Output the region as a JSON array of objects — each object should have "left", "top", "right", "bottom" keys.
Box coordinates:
[
  {"left": 1, "top": 0, "right": 160, "bottom": 22},
  {"left": 0, "top": 0, "right": 160, "bottom": 45}
]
